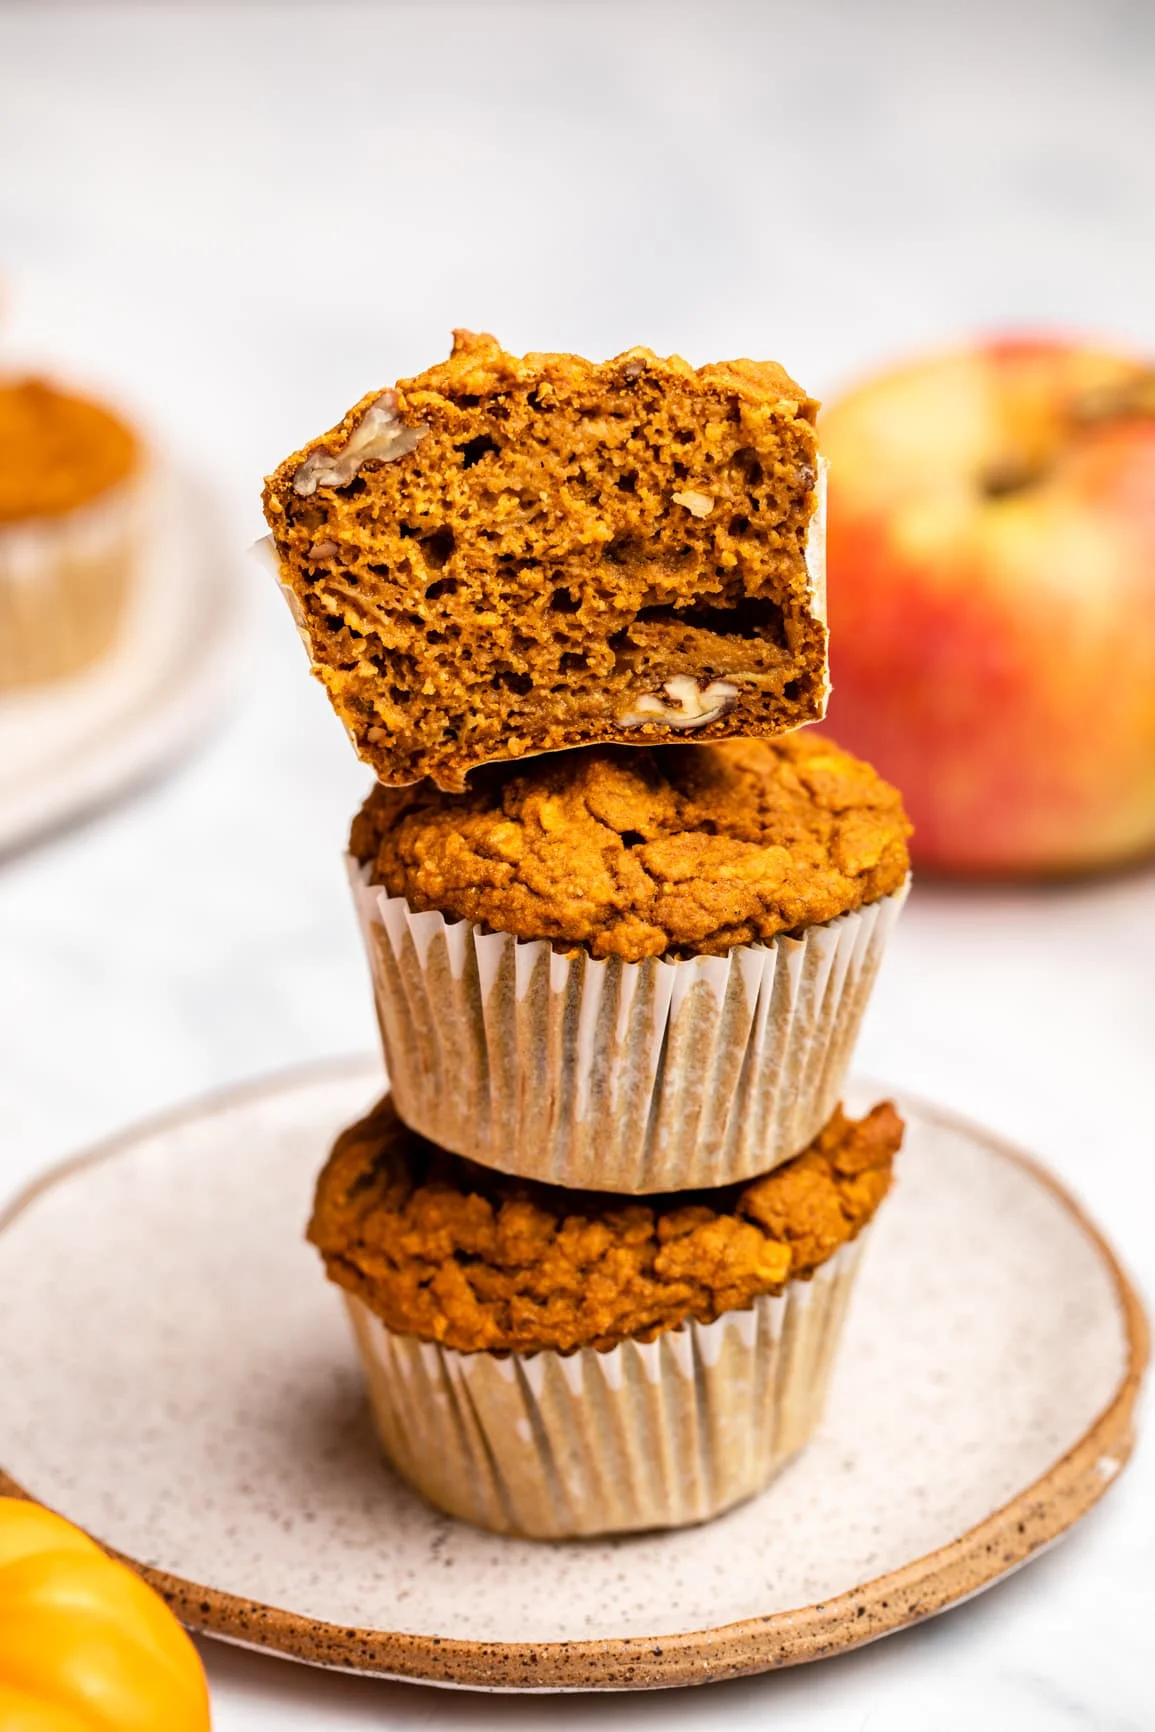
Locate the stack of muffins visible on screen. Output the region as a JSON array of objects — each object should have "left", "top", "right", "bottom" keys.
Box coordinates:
[{"left": 263, "top": 333, "right": 912, "bottom": 1538}]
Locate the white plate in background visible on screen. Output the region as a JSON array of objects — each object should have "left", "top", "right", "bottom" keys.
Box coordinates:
[{"left": 0, "top": 1059, "right": 1143, "bottom": 1690}]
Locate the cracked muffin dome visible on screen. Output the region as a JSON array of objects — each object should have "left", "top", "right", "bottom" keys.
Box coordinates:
[
  {"left": 263, "top": 330, "right": 828, "bottom": 791},
  {"left": 309, "top": 1094, "right": 904, "bottom": 1355},
  {"left": 351, "top": 730, "right": 912, "bottom": 963}
]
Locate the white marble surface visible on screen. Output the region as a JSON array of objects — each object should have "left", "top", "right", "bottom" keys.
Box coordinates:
[{"left": 0, "top": 2, "right": 1152, "bottom": 1726}]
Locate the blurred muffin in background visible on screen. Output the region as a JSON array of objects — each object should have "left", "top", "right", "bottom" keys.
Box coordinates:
[{"left": 0, "top": 378, "right": 148, "bottom": 687}]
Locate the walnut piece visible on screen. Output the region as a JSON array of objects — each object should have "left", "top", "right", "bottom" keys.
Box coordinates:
[
  {"left": 671, "top": 489, "right": 715, "bottom": 517},
  {"left": 293, "top": 392, "right": 429, "bottom": 497},
  {"left": 618, "top": 674, "right": 740, "bottom": 729}
]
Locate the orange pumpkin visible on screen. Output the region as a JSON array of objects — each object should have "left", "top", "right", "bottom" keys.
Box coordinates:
[{"left": 0, "top": 1497, "right": 210, "bottom": 1731}]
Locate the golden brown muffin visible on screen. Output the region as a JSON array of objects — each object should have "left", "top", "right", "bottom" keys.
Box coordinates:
[
  {"left": 351, "top": 730, "right": 911, "bottom": 962},
  {"left": 0, "top": 379, "right": 144, "bottom": 688},
  {"left": 309, "top": 1095, "right": 903, "bottom": 1354},
  {"left": 264, "top": 330, "right": 827, "bottom": 790},
  {"left": 0, "top": 379, "right": 138, "bottom": 523}
]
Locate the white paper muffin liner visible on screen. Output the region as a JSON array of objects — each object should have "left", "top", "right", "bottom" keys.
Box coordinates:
[
  {"left": 346, "top": 1233, "right": 867, "bottom": 1539},
  {"left": 349, "top": 861, "right": 908, "bottom": 1192},
  {"left": 0, "top": 474, "right": 148, "bottom": 688}
]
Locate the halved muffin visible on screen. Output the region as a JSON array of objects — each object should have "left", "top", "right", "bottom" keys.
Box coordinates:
[{"left": 263, "top": 331, "right": 827, "bottom": 790}]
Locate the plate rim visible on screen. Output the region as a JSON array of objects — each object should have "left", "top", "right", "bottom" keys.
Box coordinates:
[{"left": 0, "top": 1055, "right": 1148, "bottom": 1692}]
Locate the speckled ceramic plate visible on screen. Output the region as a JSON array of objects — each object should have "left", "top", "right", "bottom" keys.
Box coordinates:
[
  {"left": 0, "top": 469, "right": 239, "bottom": 856},
  {"left": 0, "top": 1058, "right": 1145, "bottom": 1692}
]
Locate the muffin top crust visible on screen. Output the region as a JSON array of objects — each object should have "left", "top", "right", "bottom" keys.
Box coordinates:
[
  {"left": 309, "top": 1094, "right": 903, "bottom": 1354},
  {"left": 0, "top": 380, "right": 138, "bottom": 523},
  {"left": 351, "top": 731, "right": 911, "bottom": 961}
]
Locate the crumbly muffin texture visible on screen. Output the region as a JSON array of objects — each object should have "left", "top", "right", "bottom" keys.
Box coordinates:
[
  {"left": 351, "top": 731, "right": 911, "bottom": 962},
  {"left": 263, "top": 331, "right": 827, "bottom": 791},
  {"left": 0, "top": 380, "right": 138, "bottom": 523},
  {"left": 309, "top": 1096, "right": 903, "bottom": 1355}
]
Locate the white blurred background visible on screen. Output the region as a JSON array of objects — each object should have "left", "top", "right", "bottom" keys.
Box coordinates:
[{"left": 1, "top": 4, "right": 1152, "bottom": 1728}]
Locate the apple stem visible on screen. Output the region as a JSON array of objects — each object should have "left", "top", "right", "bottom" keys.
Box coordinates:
[
  {"left": 1071, "top": 372, "right": 1155, "bottom": 425},
  {"left": 981, "top": 460, "right": 1045, "bottom": 499},
  {"left": 981, "top": 370, "right": 1155, "bottom": 499}
]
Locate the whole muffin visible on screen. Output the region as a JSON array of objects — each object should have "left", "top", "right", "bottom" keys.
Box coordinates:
[
  {"left": 0, "top": 379, "right": 147, "bottom": 687},
  {"left": 310, "top": 1093, "right": 904, "bottom": 1537},
  {"left": 348, "top": 731, "right": 911, "bottom": 1190}
]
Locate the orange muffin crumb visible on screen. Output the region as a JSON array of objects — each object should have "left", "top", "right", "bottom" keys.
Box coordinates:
[
  {"left": 309, "top": 1096, "right": 903, "bottom": 1354},
  {"left": 264, "top": 330, "right": 827, "bottom": 791},
  {"left": 0, "top": 380, "right": 138, "bottom": 523},
  {"left": 351, "top": 730, "right": 911, "bottom": 961}
]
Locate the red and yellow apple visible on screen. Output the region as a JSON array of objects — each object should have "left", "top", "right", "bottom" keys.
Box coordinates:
[{"left": 820, "top": 336, "right": 1155, "bottom": 874}]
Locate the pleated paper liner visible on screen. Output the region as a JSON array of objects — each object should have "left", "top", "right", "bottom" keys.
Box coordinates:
[
  {"left": 0, "top": 474, "right": 150, "bottom": 688},
  {"left": 349, "top": 862, "right": 908, "bottom": 1191},
  {"left": 346, "top": 1233, "right": 867, "bottom": 1539}
]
